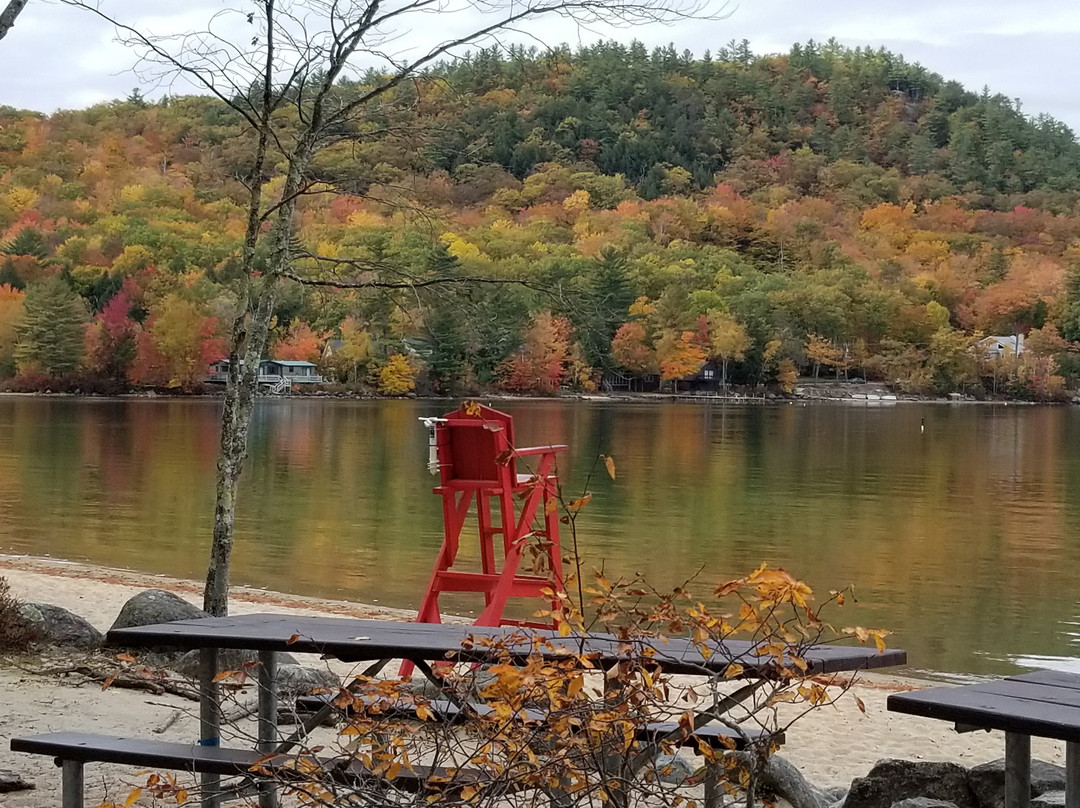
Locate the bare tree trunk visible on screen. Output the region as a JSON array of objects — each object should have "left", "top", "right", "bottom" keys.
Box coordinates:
[
  {"left": 203, "top": 274, "right": 280, "bottom": 616},
  {"left": 0, "top": 0, "right": 30, "bottom": 41}
]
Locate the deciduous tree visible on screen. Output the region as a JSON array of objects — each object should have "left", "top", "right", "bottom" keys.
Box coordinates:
[
  {"left": 610, "top": 321, "right": 656, "bottom": 376},
  {"left": 84, "top": 290, "right": 138, "bottom": 382},
  {"left": 377, "top": 353, "right": 418, "bottom": 395},
  {"left": 0, "top": 283, "right": 24, "bottom": 377},
  {"left": 657, "top": 329, "right": 706, "bottom": 391},
  {"left": 275, "top": 320, "right": 326, "bottom": 364},
  {"left": 707, "top": 309, "right": 751, "bottom": 389},
  {"left": 498, "top": 311, "right": 572, "bottom": 393}
]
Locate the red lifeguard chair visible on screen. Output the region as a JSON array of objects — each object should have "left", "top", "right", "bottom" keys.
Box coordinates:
[{"left": 413, "top": 402, "right": 567, "bottom": 640}]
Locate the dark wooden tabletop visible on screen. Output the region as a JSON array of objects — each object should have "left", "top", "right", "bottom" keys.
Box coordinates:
[
  {"left": 887, "top": 669, "right": 1080, "bottom": 743},
  {"left": 107, "top": 613, "right": 905, "bottom": 676}
]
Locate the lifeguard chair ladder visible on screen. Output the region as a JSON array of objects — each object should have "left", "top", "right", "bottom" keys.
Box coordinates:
[{"left": 407, "top": 403, "right": 566, "bottom": 671}]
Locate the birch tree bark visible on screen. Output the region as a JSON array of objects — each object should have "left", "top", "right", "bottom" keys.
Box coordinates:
[{"left": 0, "top": 0, "right": 30, "bottom": 42}]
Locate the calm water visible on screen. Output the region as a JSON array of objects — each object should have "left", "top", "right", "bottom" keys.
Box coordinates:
[{"left": 1, "top": 396, "right": 1079, "bottom": 678}]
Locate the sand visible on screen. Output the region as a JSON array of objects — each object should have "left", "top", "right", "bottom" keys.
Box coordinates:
[{"left": 0, "top": 555, "right": 1068, "bottom": 806}]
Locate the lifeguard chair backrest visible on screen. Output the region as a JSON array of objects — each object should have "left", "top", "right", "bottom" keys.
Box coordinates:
[{"left": 437, "top": 403, "right": 517, "bottom": 485}]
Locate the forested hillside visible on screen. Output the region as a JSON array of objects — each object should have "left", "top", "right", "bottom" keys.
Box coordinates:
[{"left": 3, "top": 40, "right": 1080, "bottom": 398}]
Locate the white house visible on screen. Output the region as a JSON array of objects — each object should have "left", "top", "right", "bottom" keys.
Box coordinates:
[
  {"left": 978, "top": 335, "right": 1025, "bottom": 360},
  {"left": 207, "top": 359, "right": 323, "bottom": 391}
]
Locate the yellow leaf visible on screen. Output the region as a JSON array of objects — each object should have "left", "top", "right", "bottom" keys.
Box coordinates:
[
  {"left": 416, "top": 703, "right": 434, "bottom": 721},
  {"left": 558, "top": 621, "right": 572, "bottom": 637},
  {"left": 464, "top": 401, "right": 481, "bottom": 417},
  {"left": 723, "top": 663, "right": 744, "bottom": 679},
  {"left": 124, "top": 788, "right": 143, "bottom": 808},
  {"left": 602, "top": 455, "right": 616, "bottom": 480},
  {"left": 461, "top": 785, "right": 478, "bottom": 801},
  {"left": 175, "top": 789, "right": 188, "bottom": 804}
]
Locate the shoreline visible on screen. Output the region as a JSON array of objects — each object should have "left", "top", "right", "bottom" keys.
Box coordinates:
[
  {"left": 0, "top": 389, "right": 1067, "bottom": 406},
  {"left": 0, "top": 553, "right": 1074, "bottom": 801}
]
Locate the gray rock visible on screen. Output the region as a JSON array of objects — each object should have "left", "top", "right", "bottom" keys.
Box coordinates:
[
  {"left": 842, "top": 760, "right": 977, "bottom": 808},
  {"left": 18, "top": 603, "right": 103, "bottom": 649},
  {"left": 109, "top": 590, "right": 207, "bottom": 633},
  {"left": 170, "top": 648, "right": 300, "bottom": 680},
  {"left": 967, "top": 759, "right": 1066, "bottom": 808},
  {"left": 1033, "top": 792, "right": 1067, "bottom": 808},
  {"left": 275, "top": 663, "right": 339, "bottom": 696},
  {"left": 653, "top": 753, "right": 695, "bottom": 785},
  {"left": 891, "top": 799, "right": 959, "bottom": 808},
  {"left": 824, "top": 787, "right": 851, "bottom": 803},
  {"left": 732, "top": 752, "right": 829, "bottom": 808},
  {"left": 0, "top": 770, "right": 34, "bottom": 793}
]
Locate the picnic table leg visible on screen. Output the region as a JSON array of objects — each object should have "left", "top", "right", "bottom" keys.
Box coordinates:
[
  {"left": 258, "top": 650, "right": 279, "bottom": 808},
  {"left": 200, "top": 647, "right": 222, "bottom": 808},
  {"left": 1004, "top": 732, "right": 1031, "bottom": 808},
  {"left": 704, "top": 761, "right": 722, "bottom": 808},
  {"left": 1066, "top": 742, "right": 1080, "bottom": 808},
  {"left": 61, "top": 759, "right": 84, "bottom": 808}
]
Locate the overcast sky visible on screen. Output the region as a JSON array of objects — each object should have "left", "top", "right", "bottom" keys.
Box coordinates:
[{"left": 2, "top": 0, "right": 1079, "bottom": 136}]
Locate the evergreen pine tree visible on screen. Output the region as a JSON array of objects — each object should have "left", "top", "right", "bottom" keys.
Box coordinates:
[{"left": 14, "top": 277, "right": 88, "bottom": 376}]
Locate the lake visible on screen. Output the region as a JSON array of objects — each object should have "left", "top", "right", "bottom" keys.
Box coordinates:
[{"left": 1, "top": 395, "right": 1078, "bottom": 678}]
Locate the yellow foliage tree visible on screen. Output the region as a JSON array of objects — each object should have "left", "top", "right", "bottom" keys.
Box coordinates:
[{"left": 377, "top": 354, "right": 417, "bottom": 395}]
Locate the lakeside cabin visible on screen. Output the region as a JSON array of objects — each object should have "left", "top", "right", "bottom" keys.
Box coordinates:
[{"left": 206, "top": 359, "right": 323, "bottom": 393}]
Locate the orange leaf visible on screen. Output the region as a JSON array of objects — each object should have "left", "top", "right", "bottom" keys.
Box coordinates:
[
  {"left": 567, "top": 493, "right": 592, "bottom": 511},
  {"left": 602, "top": 455, "right": 616, "bottom": 480},
  {"left": 212, "top": 670, "right": 239, "bottom": 683},
  {"left": 286, "top": 633, "right": 301, "bottom": 645},
  {"left": 854, "top": 695, "right": 866, "bottom": 714},
  {"left": 175, "top": 789, "right": 188, "bottom": 804},
  {"left": 115, "top": 653, "right": 136, "bottom": 663},
  {"left": 101, "top": 674, "right": 117, "bottom": 691}
]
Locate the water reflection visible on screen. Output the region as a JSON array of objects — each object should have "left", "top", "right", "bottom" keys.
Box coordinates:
[{"left": 1, "top": 396, "right": 1079, "bottom": 677}]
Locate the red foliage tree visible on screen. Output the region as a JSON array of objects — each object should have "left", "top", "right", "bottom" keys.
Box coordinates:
[
  {"left": 497, "top": 311, "right": 572, "bottom": 394},
  {"left": 85, "top": 290, "right": 139, "bottom": 382}
]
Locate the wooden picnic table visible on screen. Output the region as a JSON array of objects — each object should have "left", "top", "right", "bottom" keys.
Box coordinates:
[
  {"left": 888, "top": 670, "right": 1080, "bottom": 808},
  {"left": 106, "top": 613, "right": 907, "bottom": 675},
  {"left": 16, "top": 614, "right": 903, "bottom": 808}
]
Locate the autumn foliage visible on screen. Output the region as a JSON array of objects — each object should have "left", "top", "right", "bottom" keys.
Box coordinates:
[{"left": 3, "top": 42, "right": 1080, "bottom": 398}]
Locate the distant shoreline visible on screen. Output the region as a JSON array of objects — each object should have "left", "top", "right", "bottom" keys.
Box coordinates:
[{"left": 0, "top": 388, "right": 1064, "bottom": 406}]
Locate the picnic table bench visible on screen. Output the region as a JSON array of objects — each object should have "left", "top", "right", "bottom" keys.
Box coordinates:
[
  {"left": 888, "top": 670, "right": 1080, "bottom": 808},
  {"left": 12, "top": 614, "right": 905, "bottom": 808}
]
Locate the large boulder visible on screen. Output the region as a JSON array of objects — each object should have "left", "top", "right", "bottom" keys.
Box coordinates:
[
  {"left": 18, "top": 603, "right": 103, "bottom": 649},
  {"left": 842, "top": 760, "right": 977, "bottom": 808},
  {"left": 967, "top": 759, "right": 1066, "bottom": 808},
  {"left": 109, "top": 589, "right": 208, "bottom": 632},
  {"left": 1033, "top": 793, "right": 1066, "bottom": 808},
  {"left": 170, "top": 649, "right": 334, "bottom": 696}
]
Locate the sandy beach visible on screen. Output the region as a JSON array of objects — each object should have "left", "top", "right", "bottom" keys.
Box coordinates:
[{"left": 0, "top": 555, "right": 1068, "bottom": 806}]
